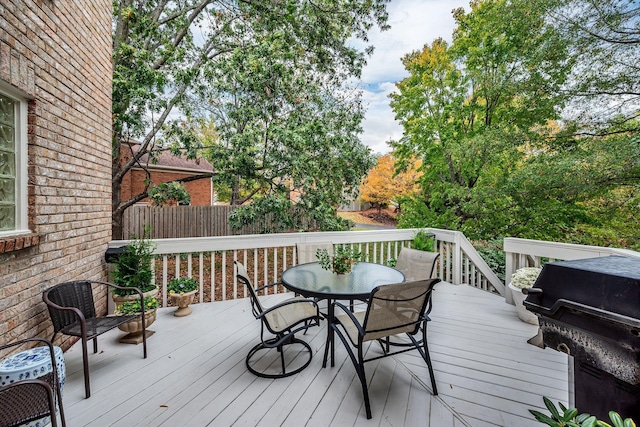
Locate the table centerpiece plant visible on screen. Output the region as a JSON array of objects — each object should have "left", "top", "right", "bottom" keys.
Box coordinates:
[
  {"left": 317, "top": 246, "right": 361, "bottom": 274},
  {"left": 167, "top": 277, "right": 198, "bottom": 317},
  {"left": 509, "top": 266, "right": 542, "bottom": 325}
]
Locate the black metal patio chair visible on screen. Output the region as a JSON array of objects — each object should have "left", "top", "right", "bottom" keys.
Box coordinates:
[
  {"left": 0, "top": 337, "right": 66, "bottom": 427},
  {"left": 43, "top": 280, "right": 148, "bottom": 398},
  {"left": 235, "top": 261, "right": 320, "bottom": 378},
  {"left": 326, "top": 279, "right": 440, "bottom": 419}
]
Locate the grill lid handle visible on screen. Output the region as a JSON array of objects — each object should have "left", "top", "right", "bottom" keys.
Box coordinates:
[{"left": 522, "top": 287, "right": 542, "bottom": 295}]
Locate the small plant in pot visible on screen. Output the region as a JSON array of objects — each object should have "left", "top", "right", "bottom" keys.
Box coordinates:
[
  {"left": 111, "top": 236, "right": 157, "bottom": 297},
  {"left": 113, "top": 296, "right": 159, "bottom": 343},
  {"left": 167, "top": 277, "right": 198, "bottom": 317},
  {"left": 509, "top": 267, "right": 542, "bottom": 325},
  {"left": 412, "top": 229, "right": 436, "bottom": 252},
  {"left": 111, "top": 236, "right": 158, "bottom": 343},
  {"left": 317, "top": 246, "right": 361, "bottom": 274}
]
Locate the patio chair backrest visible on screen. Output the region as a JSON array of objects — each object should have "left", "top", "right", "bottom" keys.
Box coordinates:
[
  {"left": 296, "top": 242, "right": 333, "bottom": 264},
  {"left": 44, "top": 281, "right": 97, "bottom": 334},
  {"left": 395, "top": 248, "right": 440, "bottom": 281},
  {"left": 234, "top": 262, "right": 264, "bottom": 317},
  {"left": 362, "top": 279, "right": 439, "bottom": 342}
]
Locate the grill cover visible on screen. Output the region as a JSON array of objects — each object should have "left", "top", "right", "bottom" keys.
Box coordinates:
[{"left": 523, "top": 255, "right": 640, "bottom": 420}]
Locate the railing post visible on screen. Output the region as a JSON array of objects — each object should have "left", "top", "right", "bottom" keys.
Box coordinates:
[
  {"left": 504, "top": 248, "right": 515, "bottom": 305},
  {"left": 453, "top": 232, "right": 463, "bottom": 285}
]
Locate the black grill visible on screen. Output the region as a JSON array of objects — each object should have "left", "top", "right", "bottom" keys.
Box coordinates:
[{"left": 523, "top": 255, "right": 640, "bottom": 420}]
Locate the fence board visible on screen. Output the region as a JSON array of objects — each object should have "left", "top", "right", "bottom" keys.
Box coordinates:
[{"left": 122, "top": 205, "right": 319, "bottom": 239}]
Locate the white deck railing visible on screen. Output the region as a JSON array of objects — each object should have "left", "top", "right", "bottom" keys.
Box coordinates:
[
  {"left": 108, "top": 228, "right": 504, "bottom": 308},
  {"left": 503, "top": 237, "right": 640, "bottom": 303}
]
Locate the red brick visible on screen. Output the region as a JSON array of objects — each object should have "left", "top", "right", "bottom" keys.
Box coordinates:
[{"left": 1, "top": 0, "right": 112, "bottom": 345}]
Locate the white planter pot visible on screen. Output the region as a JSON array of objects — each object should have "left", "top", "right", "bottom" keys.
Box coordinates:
[{"left": 508, "top": 283, "right": 539, "bottom": 325}]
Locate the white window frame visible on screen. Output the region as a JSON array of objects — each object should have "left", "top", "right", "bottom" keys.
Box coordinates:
[{"left": 0, "top": 81, "right": 29, "bottom": 237}]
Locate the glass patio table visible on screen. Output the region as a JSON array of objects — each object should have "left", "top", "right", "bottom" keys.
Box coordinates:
[{"left": 281, "top": 261, "right": 405, "bottom": 367}]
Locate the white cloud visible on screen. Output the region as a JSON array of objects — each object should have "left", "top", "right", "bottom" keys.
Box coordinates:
[{"left": 358, "top": 0, "right": 465, "bottom": 153}]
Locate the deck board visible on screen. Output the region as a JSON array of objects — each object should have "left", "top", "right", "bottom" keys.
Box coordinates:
[{"left": 60, "top": 282, "right": 568, "bottom": 426}]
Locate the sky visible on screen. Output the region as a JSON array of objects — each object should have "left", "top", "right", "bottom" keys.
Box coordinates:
[{"left": 358, "top": 0, "right": 466, "bottom": 154}]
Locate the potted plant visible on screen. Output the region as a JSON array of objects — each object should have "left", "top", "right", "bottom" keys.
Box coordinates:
[
  {"left": 387, "top": 230, "right": 436, "bottom": 267},
  {"left": 508, "top": 266, "right": 542, "bottom": 325},
  {"left": 111, "top": 236, "right": 158, "bottom": 343},
  {"left": 113, "top": 296, "right": 159, "bottom": 343},
  {"left": 412, "top": 229, "right": 436, "bottom": 252},
  {"left": 530, "top": 397, "right": 636, "bottom": 427},
  {"left": 167, "top": 277, "right": 198, "bottom": 317},
  {"left": 317, "top": 246, "right": 361, "bottom": 274}
]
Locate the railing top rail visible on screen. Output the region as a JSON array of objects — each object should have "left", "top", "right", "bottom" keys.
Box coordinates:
[
  {"left": 504, "top": 237, "right": 640, "bottom": 260},
  {"left": 109, "top": 228, "right": 426, "bottom": 255}
]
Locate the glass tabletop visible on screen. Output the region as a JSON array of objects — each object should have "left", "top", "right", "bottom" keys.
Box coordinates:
[{"left": 281, "top": 262, "right": 405, "bottom": 299}]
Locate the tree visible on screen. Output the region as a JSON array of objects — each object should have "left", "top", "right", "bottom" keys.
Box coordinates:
[
  {"left": 544, "top": 0, "right": 640, "bottom": 136},
  {"left": 192, "top": 30, "right": 375, "bottom": 231},
  {"left": 111, "top": 0, "right": 389, "bottom": 238},
  {"left": 392, "top": 0, "right": 640, "bottom": 247},
  {"left": 148, "top": 182, "right": 191, "bottom": 206},
  {"left": 391, "top": 0, "right": 572, "bottom": 238},
  {"left": 359, "top": 153, "right": 421, "bottom": 213}
]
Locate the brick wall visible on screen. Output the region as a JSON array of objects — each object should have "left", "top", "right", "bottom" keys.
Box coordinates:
[
  {"left": 125, "top": 169, "right": 212, "bottom": 206},
  {"left": 0, "top": 1, "right": 112, "bottom": 349}
]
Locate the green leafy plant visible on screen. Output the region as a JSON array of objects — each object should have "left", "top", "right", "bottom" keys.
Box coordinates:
[
  {"left": 474, "top": 239, "right": 506, "bottom": 282},
  {"left": 112, "top": 236, "right": 157, "bottom": 296},
  {"left": 167, "top": 277, "right": 198, "bottom": 295},
  {"left": 530, "top": 397, "right": 636, "bottom": 427},
  {"left": 114, "top": 296, "right": 158, "bottom": 315},
  {"left": 413, "top": 230, "right": 436, "bottom": 252},
  {"left": 148, "top": 182, "right": 191, "bottom": 206},
  {"left": 317, "top": 246, "right": 361, "bottom": 274}
]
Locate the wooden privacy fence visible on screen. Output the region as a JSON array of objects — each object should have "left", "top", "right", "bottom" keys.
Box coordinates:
[{"left": 122, "top": 205, "right": 318, "bottom": 239}]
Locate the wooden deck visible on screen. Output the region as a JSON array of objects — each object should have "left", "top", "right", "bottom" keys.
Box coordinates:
[{"left": 60, "top": 283, "right": 569, "bottom": 426}]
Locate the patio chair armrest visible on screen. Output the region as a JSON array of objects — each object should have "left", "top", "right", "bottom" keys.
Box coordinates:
[
  {"left": 332, "top": 301, "right": 366, "bottom": 336},
  {"left": 92, "top": 280, "right": 144, "bottom": 297},
  {"left": 254, "top": 281, "right": 283, "bottom": 293},
  {"left": 258, "top": 297, "right": 319, "bottom": 319}
]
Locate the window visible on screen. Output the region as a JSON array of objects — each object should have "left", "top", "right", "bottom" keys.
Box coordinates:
[{"left": 0, "top": 83, "right": 28, "bottom": 236}]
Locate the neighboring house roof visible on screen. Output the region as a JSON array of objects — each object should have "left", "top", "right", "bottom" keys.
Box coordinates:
[{"left": 125, "top": 141, "right": 213, "bottom": 174}]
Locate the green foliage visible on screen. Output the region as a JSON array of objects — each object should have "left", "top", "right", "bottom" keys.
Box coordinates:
[
  {"left": 391, "top": 0, "right": 640, "bottom": 248},
  {"left": 474, "top": 239, "right": 506, "bottom": 282},
  {"left": 111, "top": 0, "right": 389, "bottom": 237},
  {"left": 148, "top": 182, "right": 191, "bottom": 206},
  {"left": 530, "top": 397, "right": 636, "bottom": 427},
  {"left": 413, "top": 230, "right": 436, "bottom": 252},
  {"left": 228, "top": 194, "right": 354, "bottom": 233},
  {"left": 114, "top": 296, "right": 158, "bottom": 315},
  {"left": 167, "top": 277, "right": 198, "bottom": 295},
  {"left": 112, "top": 236, "right": 156, "bottom": 296},
  {"left": 317, "top": 246, "right": 361, "bottom": 274}
]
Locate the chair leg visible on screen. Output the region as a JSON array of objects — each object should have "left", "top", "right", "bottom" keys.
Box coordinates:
[
  {"left": 141, "top": 312, "right": 148, "bottom": 359},
  {"left": 81, "top": 336, "right": 91, "bottom": 398},
  {"left": 421, "top": 324, "right": 438, "bottom": 395},
  {"left": 279, "top": 344, "right": 286, "bottom": 374},
  {"left": 357, "top": 345, "right": 372, "bottom": 419},
  {"left": 92, "top": 337, "right": 98, "bottom": 354}
]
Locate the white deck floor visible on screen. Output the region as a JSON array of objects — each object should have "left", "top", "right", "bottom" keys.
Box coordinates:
[{"left": 60, "top": 282, "right": 569, "bottom": 426}]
